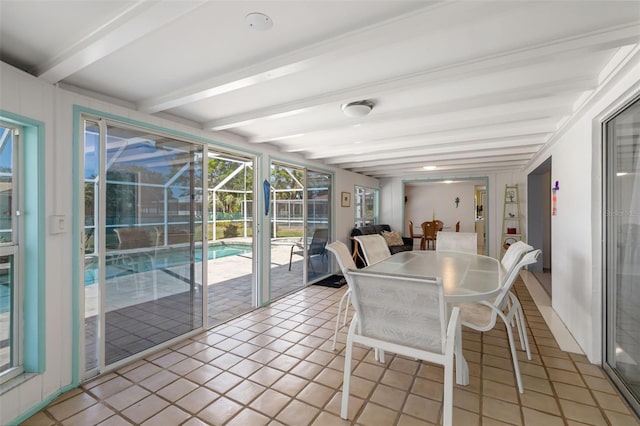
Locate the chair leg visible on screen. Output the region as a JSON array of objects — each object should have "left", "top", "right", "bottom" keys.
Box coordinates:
[
  {"left": 341, "top": 325, "right": 355, "bottom": 419},
  {"left": 333, "top": 289, "right": 351, "bottom": 350},
  {"left": 288, "top": 245, "right": 294, "bottom": 271},
  {"left": 443, "top": 360, "right": 453, "bottom": 426},
  {"left": 342, "top": 292, "right": 351, "bottom": 326},
  {"left": 501, "top": 312, "right": 525, "bottom": 393}
]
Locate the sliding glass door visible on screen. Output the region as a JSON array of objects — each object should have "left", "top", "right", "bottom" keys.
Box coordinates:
[
  {"left": 83, "top": 119, "right": 205, "bottom": 375},
  {"left": 269, "top": 163, "right": 332, "bottom": 300},
  {"left": 604, "top": 96, "right": 640, "bottom": 415},
  {"left": 206, "top": 150, "right": 255, "bottom": 326}
]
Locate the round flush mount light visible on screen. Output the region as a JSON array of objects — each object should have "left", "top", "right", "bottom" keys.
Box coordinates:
[
  {"left": 341, "top": 100, "right": 374, "bottom": 118},
  {"left": 245, "top": 13, "right": 273, "bottom": 31}
]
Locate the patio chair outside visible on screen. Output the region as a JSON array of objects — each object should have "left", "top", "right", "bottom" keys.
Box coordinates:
[{"left": 288, "top": 228, "right": 329, "bottom": 272}]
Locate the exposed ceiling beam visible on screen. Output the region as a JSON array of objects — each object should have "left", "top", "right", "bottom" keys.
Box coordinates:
[
  {"left": 249, "top": 91, "right": 578, "bottom": 144},
  {"left": 350, "top": 154, "right": 534, "bottom": 173},
  {"left": 37, "top": 1, "right": 207, "bottom": 83},
  {"left": 203, "top": 23, "right": 638, "bottom": 131},
  {"left": 364, "top": 163, "right": 527, "bottom": 178},
  {"left": 327, "top": 138, "right": 542, "bottom": 169}
]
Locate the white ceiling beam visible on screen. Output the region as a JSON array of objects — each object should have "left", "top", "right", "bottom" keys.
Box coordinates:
[
  {"left": 37, "top": 1, "right": 207, "bottom": 83},
  {"left": 326, "top": 138, "right": 543, "bottom": 168},
  {"left": 293, "top": 120, "right": 554, "bottom": 161},
  {"left": 250, "top": 89, "right": 579, "bottom": 144},
  {"left": 364, "top": 163, "right": 528, "bottom": 178},
  {"left": 298, "top": 117, "right": 556, "bottom": 159},
  {"left": 204, "top": 23, "right": 639, "bottom": 131},
  {"left": 350, "top": 154, "right": 534, "bottom": 173}
]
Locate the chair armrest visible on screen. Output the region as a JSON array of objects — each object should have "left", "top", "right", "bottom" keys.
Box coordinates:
[{"left": 401, "top": 237, "right": 412, "bottom": 246}]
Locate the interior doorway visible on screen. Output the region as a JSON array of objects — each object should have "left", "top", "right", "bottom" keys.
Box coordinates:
[
  {"left": 527, "top": 157, "right": 552, "bottom": 297},
  {"left": 403, "top": 178, "right": 488, "bottom": 255}
]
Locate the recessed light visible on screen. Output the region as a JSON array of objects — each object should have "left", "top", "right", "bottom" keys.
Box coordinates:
[
  {"left": 246, "top": 13, "right": 273, "bottom": 31},
  {"left": 423, "top": 166, "right": 437, "bottom": 170},
  {"left": 443, "top": 180, "right": 454, "bottom": 184},
  {"left": 617, "top": 172, "right": 628, "bottom": 177}
]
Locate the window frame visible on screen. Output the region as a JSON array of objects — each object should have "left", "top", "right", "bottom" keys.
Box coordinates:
[
  {"left": 0, "top": 121, "right": 24, "bottom": 384},
  {"left": 354, "top": 185, "right": 378, "bottom": 227}
]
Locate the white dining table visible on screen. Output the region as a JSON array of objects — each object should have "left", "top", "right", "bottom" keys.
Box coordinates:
[
  {"left": 361, "top": 250, "right": 505, "bottom": 303},
  {"left": 358, "top": 250, "right": 504, "bottom": 387}
]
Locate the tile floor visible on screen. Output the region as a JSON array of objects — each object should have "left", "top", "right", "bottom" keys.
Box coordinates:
[{"left": 23, "top": 278, "right": 640, "bottom": 425}]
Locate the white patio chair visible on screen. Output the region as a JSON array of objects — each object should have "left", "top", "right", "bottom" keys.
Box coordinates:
[
  {"left": 326, "top": 241, "right": 357, "bottom": 351},
  {"left": 353, "top": 234, "right": 391, "bottom": 265},
  {"left": 456, "top": 249, "right": 541, "bottom": 394},
  {"left": 500, "top": 241, "right": 534, "bottom": 344},
  {"left": 501, "top": 240, "right": 534, "bottom": 277},
  {"left": 436, "top": 231, "right": 477, "bottom": 254},
  {"left": 341, "top": 269, "right": 466, "bottom": 426}
]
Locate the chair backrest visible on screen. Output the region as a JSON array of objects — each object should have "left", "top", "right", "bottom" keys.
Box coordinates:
[
  {"left": 455, "top": 221, "right": 460, "bottom": 232},
  {"left": 309, "top": 228, "right": 328, "bottom": 255},
  {"left": 408, "top": 220, "right": 422, "bottom": 238},
  {"left": 501, "top": 241, "right": 534, "bottom": 277},
  {"left": 347, "top": 270, "right": 447, "bottom": 353},
  {"left": 353, "top": 234, "right": 391, "bottom": 265},
  {"left": 434, "top": 220, "right": 444, "bottom": 231},
  {"left": 326, "top": 241, "right": 357, "bottom": 274},
  {"left": 436, "top": 232, "right": 477, "bottom": 254},
  {"left": 421, "top": 221, "right": 436, "bottom": 238},
  {"left": 495, "top": 249, "right": 541, "bottom": 307}
]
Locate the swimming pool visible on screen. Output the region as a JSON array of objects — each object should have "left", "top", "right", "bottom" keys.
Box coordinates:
[{"left": 84, "top": 242, "right": 252, "bottom": 285}]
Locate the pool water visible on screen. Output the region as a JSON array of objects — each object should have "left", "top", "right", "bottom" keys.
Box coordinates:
[{"left": 84, "top": 243, "right": 252, "bottom": 285}]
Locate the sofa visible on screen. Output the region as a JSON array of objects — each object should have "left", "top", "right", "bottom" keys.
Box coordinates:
[{"left": 350, "top": 224, "right": 413, "bottom": 267}]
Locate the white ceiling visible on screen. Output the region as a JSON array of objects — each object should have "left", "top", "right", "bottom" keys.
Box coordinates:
[{"left": 1, "top": 1, "right": 639, "bottom": 178}]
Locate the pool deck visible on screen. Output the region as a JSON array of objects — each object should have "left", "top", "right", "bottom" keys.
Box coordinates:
[{"left": 83, "top": 238, "right": 329, "bottom": 369}]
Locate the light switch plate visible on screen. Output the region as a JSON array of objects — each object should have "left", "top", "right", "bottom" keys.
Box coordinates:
[{"left": 49, "top": 215, "right": 66, "bottom": 234}]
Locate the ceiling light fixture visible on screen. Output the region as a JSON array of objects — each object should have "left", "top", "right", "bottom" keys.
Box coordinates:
[
  {"left": 245, "top": 13, "right": 273, "bottom": 31},
  {"left": 423, "top": 165, "right": 437, "bottom": 170},
  {"left": 341, "top": 100, "right": 374, "bottom": 118}
]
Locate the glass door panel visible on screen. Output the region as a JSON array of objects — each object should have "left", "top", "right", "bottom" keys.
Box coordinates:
[
  {"left": 206, "top": 151, "right": 255, "bottom": 326},
  {"left": 270, "top": 163, "right": 305, "bottom": 299},
  {"left": 306, "top": 170, "right": 332, "bottom": 282},
  {"left": 84, "top": 120, "right": 205, "bottom": 373},
  {"left": 605, "top": 96, "right": 640, "bottom": 414}
]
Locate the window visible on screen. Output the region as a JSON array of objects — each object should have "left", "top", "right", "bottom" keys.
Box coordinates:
[
  {"left": 354, "top": 186, "right": 378, "bottom": 226},
  {"left": 0, "top": 122, "right": 21, "bottom": 382}
]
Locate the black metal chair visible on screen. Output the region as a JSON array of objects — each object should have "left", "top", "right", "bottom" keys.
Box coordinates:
[{"left": 288, "top": 228, "right": 329, "bottom": 272}]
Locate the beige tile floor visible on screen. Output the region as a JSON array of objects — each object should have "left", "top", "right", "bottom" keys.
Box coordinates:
[{"left": 23, "top": 278, "right": 640, "bottom": 426}]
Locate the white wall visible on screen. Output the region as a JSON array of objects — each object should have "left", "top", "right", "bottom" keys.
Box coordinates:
[
  {"left": 0, "top": 61, "right": 378, "bottom": 424},
  {"left": 525, "top": 54, "right": 640, "bottom": 363},
  {"left": 404, "top": 182, "right": 476, "bottom": 234}
]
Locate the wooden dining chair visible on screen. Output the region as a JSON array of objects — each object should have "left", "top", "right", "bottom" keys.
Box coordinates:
[
  {"left": 421, "top": 221, "right": 436, "bottom": 250},
  {"left": 341, "top": 269, "right": 465, "bottom": 426},
  {"left": 434, "top": 219, "right": 444, "bottom": 232},
  {"left": 455, "top": 221, "right": 460, "bottom": 232},
  {"left": 408, "top": 220, "right": 423, "bottom": 248}
]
